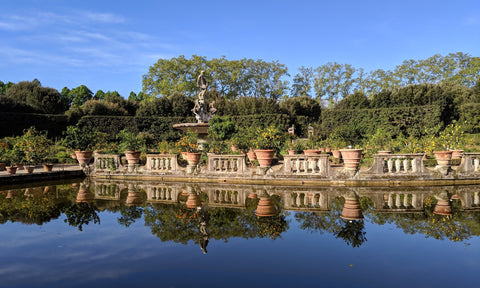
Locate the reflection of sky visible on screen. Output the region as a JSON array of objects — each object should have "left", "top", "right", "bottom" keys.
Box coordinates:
[{"left": 0, "top": 211, "right": 479, "bottom": 288}]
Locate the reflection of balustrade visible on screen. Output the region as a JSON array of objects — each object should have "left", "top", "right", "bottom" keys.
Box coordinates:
[
  {"left": 283, "top": 155, "right": 330, "bottom": 176},
  {"left": 95, "top": 154, "right": 122, "bottom": 171},
  {"left": 148, "top": 186, "right": 177, "bottom": 202},
  {"left": 457, "top": 153, "right": 480, "bottom": 174},
  {"left": 382, "top": 193, "right": 422, "bottom": 210},
  {"left": 95, "top": 184, "right": 120, "bottom": 199},
  {"left": 210, "top": 189, "right": 239, "bottom": 204},
  {"left": 284, "top": 192, "right": 329, "bottom": 209},
  {"left": 207, "top": 154, "right": 247, "bottom": 174},
  {"left": 146, "top": 154, "right": 178, "bottom": 172},
  {"left": 368, "top": 154, "right": 425, "bottom": 174}
]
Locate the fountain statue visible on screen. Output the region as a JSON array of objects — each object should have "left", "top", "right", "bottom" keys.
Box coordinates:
[{"left": 172, "top": 71, "right": 217, "bottom": 139}]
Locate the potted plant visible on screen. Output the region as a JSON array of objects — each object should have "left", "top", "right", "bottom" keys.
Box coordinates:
[
  {"left": 253, "top": 125, "right": 285, "bottom": 167},
  {"left": 175, "top": 130, "right": 201, "bottom": 166},
  {"left": 63, "top": 125, "right": 95, "bottom": 166},
  {"left": 16, "top": 127, "right": 53, "bottom": 174},
  {"left": 117, "top": 129, "right": 145, "bottom": 165},
  {"left": 3, "top": 149, "right": 18, "bottom": 174},
  {"left": 0, "top": 140, "right": 9, "bottom": 171}
]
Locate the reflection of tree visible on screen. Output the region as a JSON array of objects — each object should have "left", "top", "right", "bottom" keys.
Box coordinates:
[
  {"left": 335, "top": 220, "right": 367, "bottom": 248},
  {"left": 62, "top": 202, "right": 100, "bottom": 231},
  {"left": 117, "top": 205, "right": 143, "bottom": 227},
  {"left": 295, "top": 197, "right": 367, "bottom": 247}
]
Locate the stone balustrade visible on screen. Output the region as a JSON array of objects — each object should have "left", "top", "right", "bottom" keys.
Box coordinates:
[
  {"left": 146, "top": 154, "right": 178, "bottom": 172},
  {"left": 94, "top": 154, "right": 122, "bottom": 172},
  {"left": 207, "top": 154, "right": 247, "bottom": 174},
  {"left": 368, "top": 153, "right": 426, "bottom": 174},
  {"left": 283, "top": 154, "right": 330, "bottom": 176},
  {"left": 457, "top": 152, "right": 480, "bottom": 175}
]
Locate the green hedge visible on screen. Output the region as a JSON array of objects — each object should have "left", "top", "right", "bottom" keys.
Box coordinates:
[
  {"left": 0, "top": 112, "right": 70, "bottom": 138},
  {"left": 321, "top": 105, "right": 442, "bottom": 138}
]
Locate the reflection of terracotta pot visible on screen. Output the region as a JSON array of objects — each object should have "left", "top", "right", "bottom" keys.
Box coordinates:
[
  {"left": 254, "top": 149, "right": 275, "bottom": 167},
  {"left": 75, "top": 151, "right": 93, "bottom": 165},
  {"left": 6, "top": 166, "right": 17, "bottom": 175},
  {"left": 76, "top": 188, "right": 94, "bottom": 203},
  {"left": 433, "top": 199, "right": 452, "bottom": 216},
  {"left": 255, "top": 197, "right": 276, "bottom": 217},
  {"left": 451, "top": 150, "right": 464, "bottom": 159},
  {"left": 126, "top": 191, "right": 142, "bottom": 206},
  {"left": 6, "top": 190, "right": 14, "bottom": 199},
  {"left": 186, "top": 194, "right": 201, "bottom": 208},
  {"left": 0, "top": 163, "right": 6, "bottom": 171},
  {"left": 125, "top": 151, "right": 141, "bottom": 164},
  {"left": 24, "top": 166, "right": 35, "bottom": 174},
  {"left": 433, "top": 151, "right": 453, "bottom": 166},
  {"left": 340, "top": 149, "right": 363, "bottom": 169},
  {"left": 71, "top": 183, "right": 80, "bottom": 188},
  {"left": 43, "top": 164, "right": 54, "bottom": 172},
  {"left": 248, "top": 193, "right": 258, "bottom": 199},
  {"left": 340, "top": 199, "right": 364, "bottom": 220},
  {"left": 247, "top": 151, "right": 257, "bottom": 161},
  {"left": 186, "top": 152, "right": 202, "bottom": 166}
]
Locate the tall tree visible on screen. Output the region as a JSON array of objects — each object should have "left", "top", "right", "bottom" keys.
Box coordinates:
[
  {"left": 291, "top": 66, "right": 313, "bottom": 97},
  {"left": 68, "top": 85, "right": 93, "bottom": 107}
]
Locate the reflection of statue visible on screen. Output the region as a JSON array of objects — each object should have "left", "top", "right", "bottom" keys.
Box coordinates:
[
  {"left": 191, "top": 71, "right": 216, "bottom": 123},
  {"left": 197, "top": 206, "right": 210, "bottom": 254}
]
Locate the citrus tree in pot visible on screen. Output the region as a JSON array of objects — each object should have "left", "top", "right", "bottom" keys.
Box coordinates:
[
  {"left": 117, "top": 129, "right": 145, "bottom": 165},
  {"left": 63, "top": 125, "right": 95, "bottom": 166},
  {"left": 253, "top": 125, "right": 285, "bottom": 167},
  {"left": 16, "top": 127, "right": 53, "bottom": 173}
]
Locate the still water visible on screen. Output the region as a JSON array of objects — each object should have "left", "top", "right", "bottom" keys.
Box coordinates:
[{"left": 0, "top": 179, "right": 479, "bottom": 288}]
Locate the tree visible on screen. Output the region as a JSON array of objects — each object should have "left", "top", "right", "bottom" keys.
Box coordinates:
[
  {"left": 68, "top": 85, "right": 93, "bottom": 107},
  {"left": 142, "top": 55, "right": 289, "bottom": 100},
  {"left": 313, "top": 62, "right": 361, "bottom": 106},
  {"left": 5, "top": 80, "right": 64, "bottom": 114},
  {"left": 291, "top": 66, "right": 313, "bottom": 97},
  {"left": 0, "top": 81, "right": 14, "bottom": 95}
]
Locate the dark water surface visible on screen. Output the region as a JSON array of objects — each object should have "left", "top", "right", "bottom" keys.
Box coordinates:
[{"left": 0, "top": 180, "right": 479, "bottom": 288}]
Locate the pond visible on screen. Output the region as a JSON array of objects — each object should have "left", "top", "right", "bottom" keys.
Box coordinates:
[{"left": 0, "top": 179, "right": 479, "bottom": 288}]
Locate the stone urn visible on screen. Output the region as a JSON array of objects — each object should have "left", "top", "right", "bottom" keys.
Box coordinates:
[
  {"left": 433, "top": 151, "right": 453, "bottom": 166},
  {"left": 254, "top": 149, "right": 275, "bottom": 167},
  {"left": 75, "top": 151, "right": 93, "bottom": 166},
  {"left": 186, "top": 152, "right": 202, "bottom": 166},
  {"left": 340, "top": 198, "right": 364, "bottom": 221},
  {"left": 255, "top": 197, "right": 276, "bottom": 217},
  {"left": 125, "top": 151, "right": 141, "bottom": 165},
  {"left": 340, "top": 149, "right": 363, "bottom": 169}
]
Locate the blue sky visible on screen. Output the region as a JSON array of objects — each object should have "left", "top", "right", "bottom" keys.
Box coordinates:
[{"left": 1, "top": 0, "right": 479, "bottom": 97}]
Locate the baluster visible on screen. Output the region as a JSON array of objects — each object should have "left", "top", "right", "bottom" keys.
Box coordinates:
[
  {"left": 395, "top": 159, "right": 402, "bottom": 173},
  {"left": 411, "top": 194, "right": 418, "bottom": 208},
  {"left": 295, "top": 159, "right": 300, "bottom": 173},
  {"left": 474, "top": 158, "right": 479, "bottom": 172},
  {"left": 403, "top": 193, "right": 409, "bottom": 207},
  {"left": 474, "top": 192, "right": 479, "bottom": 206},
  {"left": 303, "top": 159, "right": 308, "bottom": 173},
  {"left": 318, "top": 158, "right": 323, "bottom": 174},
  {"left": 304, "top": 193, "right": 309, "bottom": 206},
  {"left": 412, "top": 158, "right": 417, "bottom": 172},
  {"left": 403, "top": 159, "right": 410, "bottom": 172},
  {"left": 295, "top": 193, "right": 301, "bottom": 206},
  {"left": 388, "top": 194, "right": 394, "bottom": 208},
  {"left": 387, "top": 159, "right": 393, "bottom": 173}
]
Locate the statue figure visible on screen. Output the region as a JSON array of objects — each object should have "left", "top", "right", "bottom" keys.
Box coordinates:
[{"left": 191, "top": 71, "right": 216, "bottom": 123}]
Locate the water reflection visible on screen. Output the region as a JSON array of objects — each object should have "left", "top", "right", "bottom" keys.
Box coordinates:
[{"left": 1, "top": 180, "right": 480, "bottom": 248}]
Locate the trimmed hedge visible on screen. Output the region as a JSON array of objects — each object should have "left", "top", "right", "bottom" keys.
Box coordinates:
[{"left": 0, "top": 112, "right": 70, "bottom": 138}]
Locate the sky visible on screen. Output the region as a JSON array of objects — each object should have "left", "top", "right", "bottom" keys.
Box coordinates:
[{"left": 1, "top": 0, "right": 479, "bottom": 97}]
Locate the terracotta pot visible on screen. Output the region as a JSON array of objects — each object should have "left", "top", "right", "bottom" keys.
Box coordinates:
[
  {"left": 125, "top": 151, "right": 141, "bottom": 164},
  {"left": 181, "top": 151, "right": 189, "bottom": 160},
  {"left": 75, "top": 151, "right": 93, "bottom": 165},
  {"left": 340, "top": 149, "right": 363, "bottom": 169},
  {"left": 433, "top": 151, "right": 453, "bottom": 166},
  {"left": 186, "top": 152, "right": 201, "bottom": 166},
  {"left": 15, "top": 163, "right": 24, "bottom": 170},
  {"left": 287, "top": 149, "right": 296, "bottom": 155},
  {"left": 43, "top": 164, "right": 54, "bottom": 172},
  {"left": 340, "top": 199, "right": 364, "bottom": 220},
  {"left": 433, "top": 199, "right": 452, "bottom": 216},
  {"left": 231, "top": 145, "right": 239, "bottom": 152},
  {"left": 71, "top": 153, "right": 77, "bottom": 159},
  {"left": 255, "top": 197, "right": 276, "bottom": 217},
  {"left": 254, "top": 149, "right": 275, "bottom": 167},
  {"left": 6, "top": 166, "right": 17, "bottom": 175},
  {"left": 325, "top": 148, "right": 332, "bottom": 153},
  {"left": 377, "top": 150, "right": 392, "bottom": 155},
  {"left": 0, "top": 163, "right": 6, "bottom": 171},
  {"left": 451, "top": 150, "right": 464, "bottom": 159},
  {"left": 246, "top": 151, "right": 257, "bottom": 161},
  {"left": 303, "top": 149, "right": 322, "bottom": 156},
  {"left": 332, "top": 150, "right": 341, "bottom": 159},
  {"left": 24, "top": 166, "right": 35, "bottom": 174}
]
